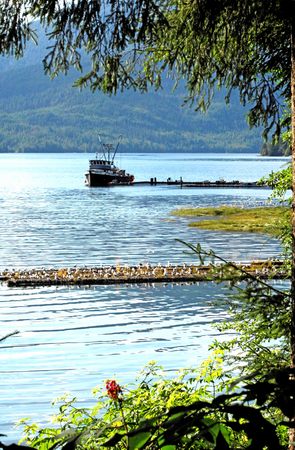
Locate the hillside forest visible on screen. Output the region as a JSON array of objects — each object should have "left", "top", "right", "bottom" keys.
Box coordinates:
[{"left": 0, "top": 32, "right": 267, "bottom": 154}]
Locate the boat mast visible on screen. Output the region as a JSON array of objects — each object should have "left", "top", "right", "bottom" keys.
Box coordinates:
[
  {"left": 112, "top": 135, "right": 122, "bottom": 163},
  {"left": 98, "top": 134, "right": 106, "bottom": 160},
  {"left": 98, "top": 134, "right": 122, "bottom": 163}
]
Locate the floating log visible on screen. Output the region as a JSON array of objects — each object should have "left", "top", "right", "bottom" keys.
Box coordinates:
[{"left": 0, "top": 261, "right": 288, "bottom": 287}]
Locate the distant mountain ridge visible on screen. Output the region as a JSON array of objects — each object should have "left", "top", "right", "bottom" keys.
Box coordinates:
[{"left": 0, "top": 28, "right": 263, "bottom": 153}]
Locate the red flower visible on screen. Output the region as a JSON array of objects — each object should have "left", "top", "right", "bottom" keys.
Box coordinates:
[{"left": 106, "top": 379, "right": 122, "bottom": 400}]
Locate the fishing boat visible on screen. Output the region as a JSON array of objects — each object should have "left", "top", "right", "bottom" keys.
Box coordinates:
[{"left": 85, "top": 135, "right": 135, "bottom": 187}]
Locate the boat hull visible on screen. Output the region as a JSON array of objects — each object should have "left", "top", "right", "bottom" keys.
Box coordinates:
[{"left": 85, "top": 171, "right": 134, "bottom": 187}]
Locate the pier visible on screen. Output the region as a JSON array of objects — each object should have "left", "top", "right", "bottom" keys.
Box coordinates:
[
  {"left": 133, "top": 179, "right": 269, "bottom": 188},
  {"left": 0, "top": 260, "right": 287, "bottom": 287}
]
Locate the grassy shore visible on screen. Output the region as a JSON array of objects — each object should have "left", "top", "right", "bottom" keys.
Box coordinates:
[{"left": 171, "top": 205, "right": 289, "bottom": 235}]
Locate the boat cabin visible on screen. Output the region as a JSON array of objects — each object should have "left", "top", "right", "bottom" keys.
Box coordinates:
[{"left": 89, "top": 159, "right": 114, "bottom": 170}]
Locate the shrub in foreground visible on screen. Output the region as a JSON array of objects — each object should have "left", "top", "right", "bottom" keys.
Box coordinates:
[{"left": 11, "top": 357, "right": 293, "bottom": 450}]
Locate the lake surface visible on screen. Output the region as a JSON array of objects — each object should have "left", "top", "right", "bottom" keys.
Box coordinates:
[{"left": 0, "top": 152, "right": 289, "bottom": 441}]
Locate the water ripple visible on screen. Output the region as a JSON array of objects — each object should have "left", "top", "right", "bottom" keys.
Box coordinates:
[{"left": 0, "top": 153, "right": 288, "bottom": 442}]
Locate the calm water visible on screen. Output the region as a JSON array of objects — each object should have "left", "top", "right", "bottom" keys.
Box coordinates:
[{"left": 0, "top": 152, "right": 289, "bottom": 441}]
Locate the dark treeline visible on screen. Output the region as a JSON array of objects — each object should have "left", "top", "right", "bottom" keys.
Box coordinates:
[{"left": 261, "top": 139, "right": 291, "bottom": 156}]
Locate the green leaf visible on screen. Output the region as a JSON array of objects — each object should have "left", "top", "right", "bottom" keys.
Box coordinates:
[
  {"left": 200, "top": 419, "right": 220, "bottom": 444},
  {"left": 128, "top": 431, "right": 152, "bottom": 449},
  {"left": 164, "top": 411, "right": 186, "bottom": 426},
  {"left": 215, "top": 429, "right": 230, "bottom": 450},
  {"left": 219, "top": 425, "right": 231, "bottom": 445}
]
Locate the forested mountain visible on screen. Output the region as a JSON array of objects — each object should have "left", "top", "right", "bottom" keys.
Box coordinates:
[{"left": 0, "top": 31, "right": 263, "bottom": 153}]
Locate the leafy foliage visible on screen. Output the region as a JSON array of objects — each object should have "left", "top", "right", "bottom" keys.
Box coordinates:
[
  {"left": 4, "top": 361, "right": 293, "bottom": 450},
  {"left": 260, "top": 166, "right": 292, "bottom": 200},
  {"left": 176, "top": 242, "right": 291, "bottom": 374},
  {"left": 259, "top": 165, "right": 292, "bottom": 259}
]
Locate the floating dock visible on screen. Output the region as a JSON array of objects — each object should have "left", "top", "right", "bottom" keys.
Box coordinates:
[
  {"left": 132, "top": 179, "right": 269, "bottom": 188},
  {"left": 0, "top": 261, "right": 287, "bottom": 287}
]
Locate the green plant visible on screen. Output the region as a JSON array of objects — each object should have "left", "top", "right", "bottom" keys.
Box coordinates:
[{"left": 7, "top": 358, "right": 292, "bottom": 450}]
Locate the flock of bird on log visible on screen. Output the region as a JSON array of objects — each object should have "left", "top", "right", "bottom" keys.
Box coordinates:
[{"left": 0, "top": 260, "right": 287, "bottom": 287}]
